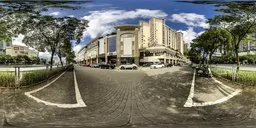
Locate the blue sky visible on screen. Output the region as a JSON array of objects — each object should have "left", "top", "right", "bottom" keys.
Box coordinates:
[{"left": 13, "top": 0, "right": 220, "bottom": 58}]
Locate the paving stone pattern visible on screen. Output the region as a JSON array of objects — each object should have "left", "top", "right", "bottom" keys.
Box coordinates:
[{"left": 0, "top": 66, "right": 255, "bottom": 127}]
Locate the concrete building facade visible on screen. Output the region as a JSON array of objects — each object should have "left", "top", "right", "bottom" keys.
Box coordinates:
[
  {"left": 76, "top": 18, "right": 186, "bottom": 66},
  {"left": 0, "top": 42, "right": 11, "bottom": 54},
  {"left": 6, "top": 45, "right": 38, "bottom": 57},
  {"left": 116, "top": 25, "right": 140, "bottom": 66},
  {"left": 139, "top": 18, "right": 185, "bottom": 65}
]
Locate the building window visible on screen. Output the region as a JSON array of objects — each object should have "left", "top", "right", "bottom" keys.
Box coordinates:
[
  {"left": 14, "top": 47, "right": 19, "bottom": 50},
  {"left": 155, "top": 53, "right": 162, "bottom": 56}
]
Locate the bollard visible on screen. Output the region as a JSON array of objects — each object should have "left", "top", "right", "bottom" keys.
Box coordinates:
[{"left": 14, "top": 67, "right": 21, "bottom": 87}]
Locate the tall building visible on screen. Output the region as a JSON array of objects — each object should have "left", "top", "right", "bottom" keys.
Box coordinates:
[
  {"left": 138, "top": 21, "right": 150, "bottom": 49},
  {"left": 149, "top": 18, "right": 165, "bottom": 46},
  {"left": 76, "top": 18, "right": 186, "bottom": 66},
  {"left": 238, "top": 33, "right": 256, "bottom": 56},
  {"left": 0, "top": 42, "right": 12, "bottom": 54},
  {"left": 139, "top": 18, "right": 185, "bottom": 65}
]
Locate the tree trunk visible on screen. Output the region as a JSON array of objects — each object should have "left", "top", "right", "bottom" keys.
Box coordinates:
[
  {"left": 50, "top": 50, "right": 55, "bottom": 70},
  {"left": 209, "top": 53, "right": 213, "bottom": 65},
  {"left": 235, "top": 48, "right": 240, "bottom": 81},
  {"left": 57, "top": 52, "right": 63, "bottom": 67}
]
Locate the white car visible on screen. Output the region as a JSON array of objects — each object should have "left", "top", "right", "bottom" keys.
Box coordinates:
[
  {"left": 150, "top": 63, "right": 165, "bottom": 69},
  {"left": 119, "top": 63, "right": 138, "bottom": 70}
]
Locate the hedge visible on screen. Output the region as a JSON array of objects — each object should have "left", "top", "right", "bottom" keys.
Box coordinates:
[
  {"left": 0, "top": 65, "right": 73, "bottom": 87},
  {"left": 0, "top": 72, "right": 15, "bottom": 87},
  {"left": 211, "top": 67, "right": 256, "bottom": 86},
  {"left": 19, "top": 67, "right": 66, "bottom": 87}
]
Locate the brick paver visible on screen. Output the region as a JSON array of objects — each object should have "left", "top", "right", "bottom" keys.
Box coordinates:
[{"left": 0, "top": 65, "right": 255, "bottom": 127}]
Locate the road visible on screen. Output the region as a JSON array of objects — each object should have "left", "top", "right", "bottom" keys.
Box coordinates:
[
  {"left": 212, "top": 64, "right": 256, "bottom": 72},
  {"left": 0, "top": 66, "right": 256, "bottom": 127},
  {"left": 0, "top": 66, "right": 58, "bottom": 72}
]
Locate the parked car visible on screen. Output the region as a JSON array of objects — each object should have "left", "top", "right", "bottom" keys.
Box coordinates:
[
  {"left": 165, "top": 63, "right": 173, "bottom": 67},
  {"left": 119, "top": 63, "right": 138, "bottom": 70},
  {"left": 142, "top": 63, "right": 153, "bottom": 67},
  {"left": 90, "top": 64, "right": 99, "bottom": 68},
  {"left": 196, "top": 64, "right": 212, "bottom": 77},
  {"left": 83, "top": 64, "right": 90, "bottom": 67},
  {"left": 98, "top": 63, "right": 115, "bottom": 69},
  {"left": 191, "top": 63, "right": 199, "bottom": 69},
  {"left": 150, "top": 63, "right": 165, "bottom": 69}
]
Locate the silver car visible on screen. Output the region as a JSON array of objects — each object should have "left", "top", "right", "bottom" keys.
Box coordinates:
[{"left": 119, "top": 63, "right": 138, "bottom": 70}]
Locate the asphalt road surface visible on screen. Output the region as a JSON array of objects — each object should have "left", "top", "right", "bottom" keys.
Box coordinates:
[{"left": 0, "top": 65, "right": 256, "bottom": 128}]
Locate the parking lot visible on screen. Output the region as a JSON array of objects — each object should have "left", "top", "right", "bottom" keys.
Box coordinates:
[{"left": 0, "top": 65, "right": 256, "bottom": 127}]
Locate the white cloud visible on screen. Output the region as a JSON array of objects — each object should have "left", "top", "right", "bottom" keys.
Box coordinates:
[
  {"left": 68, "top": 15, "right": 75, "bottom": 17},
  {"left": 39, "top": 52, "right": 51, "bottom": 59},
  {"left": 39, "top": 52, "right": 61, "bottom": 63},
  {"left": 82, "top": 9, "right": 167, "bottom": 38},
  {"left": 178, "top": 27, "right": 204, "bottom": 44},
  {"left": 49, "top": 11, "right": 60, "bottom": 16},
  {"left": 73, "top": 44, "right": 83, "bottom": 54},
  {"left": 171, "top": 13, "right": 209, "bottom": 29},
  {"left": 12, "top": 34, "right": 26, "bottom": 46}
]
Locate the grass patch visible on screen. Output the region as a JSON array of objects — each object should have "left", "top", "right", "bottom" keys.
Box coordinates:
[
  {"left": 20, "top": 67, "right": 66, "bottom": 87},
  {"left": 0, "top": 65, "right": 73, "bottom": 87},
  {"left": 211, "top": 67, "right": 256, "bottom": 87},
  {"left": 0, "top": 72, "right": 15, "bottom": 87}
]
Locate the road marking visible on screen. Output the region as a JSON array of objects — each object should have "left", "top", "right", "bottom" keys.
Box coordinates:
[
  {"left": 73, "top": 70, "right": 87, "bottom": 107},
  {"left": 192, "top": 90, "right": 241, "bottom": 107},
  {"left": 184, "top": 69, "right": 196, "bottom": 107},
  {"left": 183, "top": 70, "right": 241, "bottom": 107},
  {"left": 24, "top": 70, "right": 86, "bottom": 108}
]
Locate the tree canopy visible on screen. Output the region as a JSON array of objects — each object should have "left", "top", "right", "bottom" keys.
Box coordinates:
[
  {"left": 0, "top": 1, "right": 89, "bottom": 68},
  {"left": 0, "top": 0, "right": 90, "bottom": 42},
  {"left": 20, "top": 15, "right": 87, "bottom": 69},
  {"left": 192, "top": 28, "right": 232, "bottom": 64},
  {"left": 182, "top": 1, "right": 256, "bottom": 74}
]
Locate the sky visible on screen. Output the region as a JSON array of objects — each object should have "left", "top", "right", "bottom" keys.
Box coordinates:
[{"left": 12, "top": 0, "right": 220, "bottom": 59}]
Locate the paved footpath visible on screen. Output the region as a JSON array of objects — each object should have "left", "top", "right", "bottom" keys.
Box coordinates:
[{"left": 0, "top": 66, "right": 256, "bottom": 127}]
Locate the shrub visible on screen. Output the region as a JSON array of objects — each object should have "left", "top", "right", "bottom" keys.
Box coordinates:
[
  {"left": 0, "top": 65, "right": 73, "bottom": 87},
  {"left": 0, "top": 72, "right": 15, "bottom": 87},
  {"left": 20, "top": 67, "right": 66, "bottom": 86},
  {"left": 211, "top": 67, "right": 256, "bottom": 86}
]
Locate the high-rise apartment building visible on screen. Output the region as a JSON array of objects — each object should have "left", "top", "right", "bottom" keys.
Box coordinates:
[
  {"left": 76, "top": 18, "right": 186, "bottom": 66},
  {"left": 138, "top": 18, "right": 185, "bottom": 64},
  {"left": 138, "top": 21, "right": 150, "bottom": 49}
]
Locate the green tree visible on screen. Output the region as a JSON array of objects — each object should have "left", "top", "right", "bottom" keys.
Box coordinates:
[
  {"left": 31, "top": 56, "right": 40, "bottom": 64},
  {"left": 0, "top": 0, "right": 89, "bottom": 42},
  {"left": 66, "top": 51, "right": 76, "bottom": 64},
  {"left": 192, "top": 28, "right": 232, "bottom": 65},
  {"left": 5, "top": 55, "right": 12, "bottom": 64},
  {"left": 22, "top": 55, "right": 31, "bottom": 64},
  {"left": 13, "top": 55, "right": 23, "bottom": 64},
  {"left": 58, "top": 39, "right": 75, "bottom": 65},
  {"left": 21, "top": 15, "right": 87, "bottom": 69},
  {"left": 0, "top": 53, "right": 6, "bottom": 64},
  {"left": 208, "top": 2, "right": 256, "bottom": 74},
  {"left": 188, "top": 43, "right": 202, "bottom": 64},
  {"left": 40, "top": 58, "right": 47, "bottom": 65}
]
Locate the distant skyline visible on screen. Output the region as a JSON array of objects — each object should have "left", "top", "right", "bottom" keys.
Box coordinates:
[{"left": 12, "top": 0, "right": 219, "bottom": 58}]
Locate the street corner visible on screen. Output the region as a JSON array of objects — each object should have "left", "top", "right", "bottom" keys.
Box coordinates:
[
  {"left": 184, "top": 71, "right": 242, "bottom": 107},
  {"left": 24, "top": 70, "right": 86, "bottom": 109}
]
